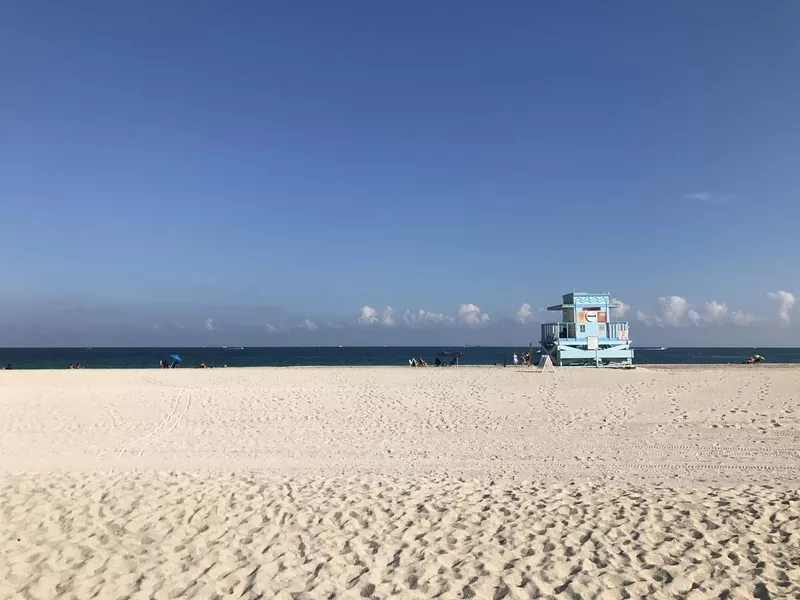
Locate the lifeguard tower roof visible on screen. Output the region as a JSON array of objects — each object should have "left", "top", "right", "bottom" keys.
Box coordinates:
[{"left": 547, "top": 293, "right": 621, "bottom": 311}]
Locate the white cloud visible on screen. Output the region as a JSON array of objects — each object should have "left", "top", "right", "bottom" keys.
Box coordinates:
[
  {"left": 702, "top": 301, "right": 728, "bottom": 323},
  {"left": 204, "top": 318, "right": 214, "bottom": 331},
  {"left": 684, "top": 191, "right": 731, "bottom": 205},
  {"left": 403, "top": 309, "right": 454, "bottom": 327},
  {"left": 636, "top": 310, "right": 660, "bottom": 327},
  {"left": 515, "top": 303, "right": 536, "bottom": 324},
  {"left": 611, "top": 298, "right": 630, "bottom": 317},
  {"left": 359, "top": 305, "right": 379, "bottom": 325},
  {"left": 693, "top": 301, "right": 757, "bottom": 326},
  {"left": 768, "top": 291, "right": 796, "bottom": 325},
  {"left": 359, "top": 305, "right": 395, "bottom": 327},
  {"left": 659, "top": 296, "right": 689, "bottom": 326},
  {"left": 298, "top": 318, "right": 318, "bottom": 331},
  {"left": 637, "top": 296, "right": 696, "bottom": 327},
  {"left": 265, "top": 323, "right": 279, "bottom": 334},
  {"left": 639, "top": 297, "right": 756, "bottom": 327},
  {"left": 685, "top": 192, "right": 713, "bottom": 203},
  {"left": 730, "top": 309, "right": 757, "bottom": 326},
  {"left": 458, "top": 303, "right": 490, "bottom": 327}
]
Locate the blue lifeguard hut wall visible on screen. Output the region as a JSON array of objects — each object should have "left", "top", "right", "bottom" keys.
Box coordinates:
[{"left": 540, "top": 293, "right": 634, "bottom": 367}]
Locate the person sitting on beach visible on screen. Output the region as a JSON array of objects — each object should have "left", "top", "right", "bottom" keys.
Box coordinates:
[
  {"left": 68, "top": 363, "right": 74, "bottom": 369},
  {"left": 434, "top": 357, "right": 441, "bottom": 367},
  {"left": 419, "top": 358, "right": 427, "bottom": 367}
]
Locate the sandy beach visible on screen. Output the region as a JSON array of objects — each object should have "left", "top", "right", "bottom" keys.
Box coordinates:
[{"left": 1, "top": 366, "right": 798, "bottom": 598}]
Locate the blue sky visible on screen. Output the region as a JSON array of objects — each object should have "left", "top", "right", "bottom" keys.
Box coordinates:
[{"left": 1, "top": 1, "right": 798, "bottom": 346}]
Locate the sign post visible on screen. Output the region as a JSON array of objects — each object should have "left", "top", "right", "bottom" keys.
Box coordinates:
[{"left": 587, "top": 336, "right": 599, "bottom": 366}]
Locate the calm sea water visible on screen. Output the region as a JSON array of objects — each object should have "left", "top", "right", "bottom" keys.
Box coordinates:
[{"left": 0, "top": 347, "right": 798, "bottom": 370}]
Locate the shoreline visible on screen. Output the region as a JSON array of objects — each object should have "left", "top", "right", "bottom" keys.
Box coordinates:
[{"left": 3, "top": 362, "right": 800, "bottom": 372}]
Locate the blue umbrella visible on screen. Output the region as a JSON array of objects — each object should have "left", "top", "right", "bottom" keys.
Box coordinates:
[{"left": 170, "top": 354, "right": 182, "bottom": 362}]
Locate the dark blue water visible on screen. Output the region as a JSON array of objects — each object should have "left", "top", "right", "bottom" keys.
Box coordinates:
[{"left": 0, "top": 347, "right": 798, "bottom": 369}]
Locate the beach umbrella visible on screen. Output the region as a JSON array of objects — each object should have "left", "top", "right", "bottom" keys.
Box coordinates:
[
  {"left": 170, "top": 354, "right": 182, "bottom": 362},
  {"left": 437, "top": 351, "right": 465, "bottom": 365}
]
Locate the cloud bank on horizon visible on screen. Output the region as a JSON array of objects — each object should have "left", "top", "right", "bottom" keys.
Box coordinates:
[
  {"left": 353, "top": 290, "right": 795, "bottom": 333},
  {"left": 359, "top": 304, "right": 491, "bottom": 328},
  {"left": 636, "top": 291, "right": 794, "bottom": 328},
  {"left": 0, "top": 290, "right": 796, "bottom": 347}
]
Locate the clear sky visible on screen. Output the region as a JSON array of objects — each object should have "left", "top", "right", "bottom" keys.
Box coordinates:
[{"left": 1, "top": 1, "right": 798, "bottom": 346}]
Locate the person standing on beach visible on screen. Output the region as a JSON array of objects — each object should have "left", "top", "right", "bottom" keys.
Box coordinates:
[{"left": 513, "top": 353, "right": 519, "bottom": 365}]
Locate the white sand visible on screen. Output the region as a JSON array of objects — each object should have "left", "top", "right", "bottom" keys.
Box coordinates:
[{"left": 0, "top": 366, "right": 798, "bottom": 598}]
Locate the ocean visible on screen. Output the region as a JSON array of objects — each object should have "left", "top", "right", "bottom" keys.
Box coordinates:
[{"left": 0, "top": 346, "right": 798, "bottom": 370}]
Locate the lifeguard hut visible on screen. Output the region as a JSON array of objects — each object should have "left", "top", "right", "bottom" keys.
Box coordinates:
[{"left": 540, "top": 292, "right": 634, "bottom": 367}]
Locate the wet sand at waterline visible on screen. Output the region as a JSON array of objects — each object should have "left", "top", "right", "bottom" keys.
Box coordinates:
[{"left": 1, "top": 366, "right": 798, "bottom": 599}]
